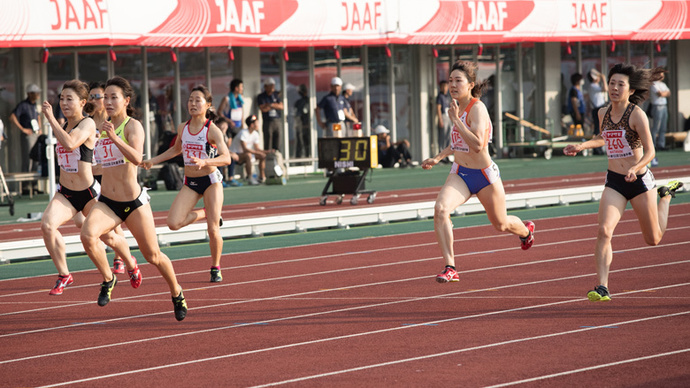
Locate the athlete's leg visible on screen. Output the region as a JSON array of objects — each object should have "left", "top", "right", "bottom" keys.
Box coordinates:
[
  {"left": 42, "top": 194, "right": 78, "bottom": 276},
  {"left": 203, "top": 182, "right": 224, "bottom": 268},
  {"left": 80, "top": 202, "right": 122, "bottom": 282},
  {"left": 125, "top": 204, "right": 182, "bottom": 296},
  {"left": 167, "top": 185, "right": 203, "bottom": 230},
  {"left": 630, "top": 189, "right": 672, "bottom": 246},
  {"left": 594, "top": 187, "right": 627, "bottom": 287},
  {"left": 434, "top": 173, "right": 471, "bottom": 267},
  {"left": 476, "top": 179, "right": 530, "bottom": 238}
]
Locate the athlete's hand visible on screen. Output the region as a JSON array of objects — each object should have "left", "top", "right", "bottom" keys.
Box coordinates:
[
  {"left": 448, "top": 98, "right": 459, "bottom": 120},
  {"left": 625, "top": 168, "right": 637, "bottom": 183},
  {"left": 140, "top": 160, "right": 153, "bottom": 170},
  {"left": 191, "top": 157, "right": 206, "bottom": 170},
  {"left": 42, "top": 101, "right": 55, "bottom": 121},
  {"left": 421, "top": 158, "right": 438, "bottom": 170},
  {"left": 563, "top": 144, "right": 580, "bottom": 156},
  {"left": 102, "top": 121, "right": 116, "bottom": 139}
]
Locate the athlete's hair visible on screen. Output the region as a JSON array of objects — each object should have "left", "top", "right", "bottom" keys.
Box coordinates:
[
  {"left": 88, "top": 81, "right": 106, "bottom": 91},
  {"left": 105, "top": 75, "right": 135, "bottom": 116},
  {"left": 229, "top": 78, "right": 243, "bottom": 93},
  {"left": 608, "top": 63, "right": 665, "bottom": 105},
  {"left": 61, "top": 79, "right": 93, "bottom": 115},
  {"left": 449, "top": 61, "right": 488, "bottom": 98},
  {"left": 190, "top": 84, "right": 218, "bottom": 121}
]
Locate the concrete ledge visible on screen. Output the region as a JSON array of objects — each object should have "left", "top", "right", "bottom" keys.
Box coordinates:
[{"left": 2, "top": 177, "right": 688, "bottom": 263}]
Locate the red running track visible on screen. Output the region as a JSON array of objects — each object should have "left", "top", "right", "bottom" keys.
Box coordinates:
[
  {"left": 1, "top": 203, "right": 689, "bottom": 387},
  {"left": 2, "top": 165, "right": 689, "bottom": 242}
]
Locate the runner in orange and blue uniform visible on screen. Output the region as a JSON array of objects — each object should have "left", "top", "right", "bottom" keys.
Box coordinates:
[
  {"left": 422, "top": 61, "right": 535, "bottom": 284},
  {"left": 41, "top": 79, "right": 140, "bottom": 296},
  {"left": 565, "top": 63, "right": 683, "bottom": 302},
  {"left": 142, "top": 85, "right": 231, "bottom": 283},
  {"left": 80, "top": 76, "right": 188, "bottom": 321}
]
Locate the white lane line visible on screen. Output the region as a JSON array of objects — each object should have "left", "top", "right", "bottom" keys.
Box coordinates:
[
  {"left": 484, "top": 348, "right": 690, "bottom": 387},
  {"left": 248, "top": 311, "right": 690, "bottom": 388},
  {"left": 35, "top": 291, "right": 690, "bottom": 388}
]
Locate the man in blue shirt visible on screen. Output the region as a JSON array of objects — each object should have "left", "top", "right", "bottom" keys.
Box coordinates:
[
  {"left": 436, "top": 80, "right": 451, "bottom": 151},
  {"left": 316, "top": 77, "right": 348, "bottom": 138},
  {"left": 217, "top": 78, "right": 244, "bottom": 130},
  {"left": 257, "top": 78, "right": 283, "bottom": 152},
  {"left": 9, "top": 83, "right": 42, "bottom": 172},
  {"left": 567, "top": 73, "right": 585, "bottom": 129}
]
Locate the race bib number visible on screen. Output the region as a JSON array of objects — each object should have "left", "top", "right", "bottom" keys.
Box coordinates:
[
  {"left": 97, "top": 137, "right": 125, "bottom": 167},
  {"left": 450, "top": 125, "right": 469, "bottom": 153},
  {"left": 56, "top": 144, "right": 80, "bottom": 173},
  {"left": 603, "top": 129, "right": 633, "bottom": 159},
  {"left": 183, "top": 143, "right": 206, "bottom": 166}
]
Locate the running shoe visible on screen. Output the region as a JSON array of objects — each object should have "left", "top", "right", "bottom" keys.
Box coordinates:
[
  {"left": 113, "top": 258, "right": 125, "bottom": 274},
  {"left": 97, "top": 275, "right": 117, "bottom": 306},
  {"left": 436, "top": 266, "right": 460, "bottom": 283},
  {"left": 587, "top": 285, "right": 611, "bottom": 302},
  {"left": 658, "top": 180, "right": 684, "bottom": 199},
  {"left": 172, "top": 290, "right": 188, "bottom": 321},
  {"left": 520, "top": 221, "right": 535, "bottom": 250},
  {"left": 210, "top": 267, "right": 223, "bottom": 283},
  {"left": 128, "top": 264, "right": 142, "bottom": 289},
  {"left": 49, "top": 274, "right": 74, "bottom": 296}
]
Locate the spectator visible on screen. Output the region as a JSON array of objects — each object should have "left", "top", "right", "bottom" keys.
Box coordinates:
[
  {"left": 342, "top": 83, "right": 360, "bottom": 136},
  {"left": 217, "top": 78, "right": 244, "bottom": 130},
  {"left": 215, "top": 116, "right": 242, "bottom": 186},
  {"left": 229, "top": 115, "right": 270, "bottom": 185},
  {"left": 293, "top": 84, "right": 311, "bottom": 158},
  {"left": 436, "top": 80, "right": 452, "bottom": 152},
  {"left": 316, "top": 77, "right": 348, "bottom": 138},
  {"left": 257, "top": 77, "right": 283, "bottom": 152},
  {"left": 567, "top": 72, "right": 585, "bottom": 129},
  {"left": 649, "top": 69, "right": 670, "bottom": 166},
  {"left": 9, "top": 83, "right": 42, "bottom": 172},
  {"left": 375, "top": 125, "right": 412, "bottom": 168}
]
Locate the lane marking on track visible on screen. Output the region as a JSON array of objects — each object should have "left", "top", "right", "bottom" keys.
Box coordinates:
[
  {"left": 33, "top": 289, "right": 690, "bottom": 388},
  {"left": 3, "top": 265, "right": 689, "bottom": 367},
  {"left": 1, "top": 231, "right": 689, "bottom": 319},
  {"left": 484, "top": 348, "right": 690, "bottom": 388}
]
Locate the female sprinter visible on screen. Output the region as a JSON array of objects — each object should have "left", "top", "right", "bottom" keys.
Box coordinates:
[
  {"left": 41, "top": 80, "right": 140, "bottom": 295},
  {"left": 80, "top": 76, "right": 187, "bottom": 321},
  {"left": 422, "top": 61, "right": 535, "bottom": 283},
  {"left": 88, "top": 81, "right": 136, "bottom": 276},
  {"left": 142, "top": 85, "right": 231, "bottom": 283},
  {"left": 564, "top": 64, "right": 683, "bottom": 302}
]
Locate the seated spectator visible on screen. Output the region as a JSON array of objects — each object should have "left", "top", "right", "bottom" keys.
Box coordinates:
[
  {"left": 214, "top": 116, "right": 242, "bottom": 187},
  {"left": 375, "top": 125, "right": 412, "bottom": 168},
  {"left": 229, "top": 115, "right": 271, "bottom": 185}
]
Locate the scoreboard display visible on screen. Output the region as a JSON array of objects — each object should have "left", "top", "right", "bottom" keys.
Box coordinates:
[{"left": 317, "top": 136, "right": 378, "bottom": 170}]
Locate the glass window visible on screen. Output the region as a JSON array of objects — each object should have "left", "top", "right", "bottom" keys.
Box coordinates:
[
  {"left": 178, "top": 48, "right": 206, "bottom": 100},
  {"left": 392, "top": 45, "right": 413, "bottom": 141},
  {"left": 367, "top": 46, "right": 390, "bottom": 132},
  {"left": 477, "top": 44, "right": 497, "bottom": 141},
  {"left": 47, "top": 52, "right": 75, "bottom": 120},
  {"left": 0, "top": 49, "right": 17, "bottom": 170},
  {"left": 209, "top": 47, "right": 234, "bottom": 120},
  {"left": 285, "top": 48, "right": 311, "bottom": 159},
  {"left": 521, "top": 43, "right": 537, "bottom": 126},
  {"left": 581, "top": 42, "right": 604, "bottom": 136},
  {"left": 606, "top": 40, "right": 626, "bottom": 72},
  {"left": 630, "top": 42, "right": 651, "bottom": 68},
  {"left": 78, "top": 51, "right": 108, "bottom": 85},
  {"left": 143, "top": 48, "right": 175, "bottom": 149},
  {"left": 341, "top": 46, "right": 364, "bottom": 138}
]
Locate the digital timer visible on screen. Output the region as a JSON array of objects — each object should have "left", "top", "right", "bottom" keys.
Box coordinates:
[{"left": 317, "top": 136, "right": 378, "bottom": 170}]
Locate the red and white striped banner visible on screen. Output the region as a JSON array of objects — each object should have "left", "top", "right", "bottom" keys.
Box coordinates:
[{"left": 1, "top": 0, "right": 688, "bottom": 48}]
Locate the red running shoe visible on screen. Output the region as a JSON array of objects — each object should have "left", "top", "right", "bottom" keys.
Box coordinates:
[
  {"left": 113, "top": 258, "right": 125, "bottom": 274},
  {"left": 436, "top": 266, "right": 460, "bottom": 283},
  {"left": 49, "top": 274, "right": 74, "bottom": 296},
  {"left": 128, "top": 264, "right": 142, "bottom": 289},
  {"left": 520, "top": 221, "right": 535, "bottom": 250}
]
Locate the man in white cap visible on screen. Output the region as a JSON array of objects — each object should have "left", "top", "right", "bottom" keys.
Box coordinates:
[
  {"left": 375, "top": 124, "right": 412, "bottom": 168},
  {"left": 342, "top": 83, "right": 360, "bottom": 136},
  {"left": 10, "top": 83, "right": 42, "bottom": 172},
  {"left": 257, "top": 77, "right": 283, "bottom": 155},
  {"left": 316, "top": 76, "right": 348, "bottom": 138}
]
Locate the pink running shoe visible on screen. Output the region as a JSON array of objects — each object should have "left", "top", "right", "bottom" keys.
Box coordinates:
[
  {"left": 520, "top": 221, "right": 535, "bottom": 250},
  {"left": 128, "top": 263, "right": 142, "bottom": 289},
  {"left": 113, "top": 258, "right": 125, "bottom": 274},
  {"left": 436, "top": 266, "right": 460, "bottom": 283},
  {"left": 49, "top": 274, "right": 74, "bottom": 296}
]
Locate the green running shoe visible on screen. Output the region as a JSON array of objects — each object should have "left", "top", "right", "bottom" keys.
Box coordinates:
[
  {"left": 97, "top": 275, "right": 117, "bottom": 306},
  {"left": 587, "top": 285, "right": 611, "bottom": 302},
  {"left": 658, "top": 180, "right": 684, "bottom": 199}
]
